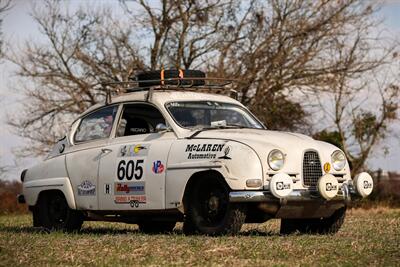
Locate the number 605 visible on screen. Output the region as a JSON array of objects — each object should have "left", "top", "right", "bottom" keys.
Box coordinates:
[{"left": 117, "top": 159, "right": 144, "bottom": 180}]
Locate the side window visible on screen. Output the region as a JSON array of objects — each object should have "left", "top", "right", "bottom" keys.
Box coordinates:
[
  {"left": 116, "top": 104, "right": 165, "bottom": 137},
  {"left": 74, "top": 105, "right": 118, "bottom": 143}
]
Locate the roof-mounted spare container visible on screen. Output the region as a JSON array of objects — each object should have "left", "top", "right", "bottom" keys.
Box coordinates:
[{"left": 136, "top": 69, "right": 206, "bottom": 87}]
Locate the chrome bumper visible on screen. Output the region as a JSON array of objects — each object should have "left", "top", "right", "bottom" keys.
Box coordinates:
[{"left": 229, "top": 184, "right": 357, "bottom": 203}]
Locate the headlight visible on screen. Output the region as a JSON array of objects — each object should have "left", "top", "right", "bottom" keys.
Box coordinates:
[
  {"left": 331, "top": 150, "right": 346, "bottom": 171},
  {"left": 268, "top": 149, "right": 285, "bottom": 171}
]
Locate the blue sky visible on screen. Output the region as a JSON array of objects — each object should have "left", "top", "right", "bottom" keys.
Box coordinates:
[{"left": 0, "top": 0, "right": 399, "bottom": 179}]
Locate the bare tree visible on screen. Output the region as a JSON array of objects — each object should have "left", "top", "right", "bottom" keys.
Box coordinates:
[
  {"left": 0, "top": 156, "right": 9, "bottom": 179},
  {"left": 7, "top": 0, "right": 399, "bottom": 174},
  {"left": 7, "top": 1, "right": 145, "bottom": 156},
  {"left": 314, "top": 49, "right": 399, "bottom": 175},
  {"left": 124, "top": 1, "right": 391, "bottom": 131},
  {"left": 121, "top": 0, "right": 230, "bottom": 69},
  {"left": 0, "top": 0, "right": 11, "bottom": 56}
]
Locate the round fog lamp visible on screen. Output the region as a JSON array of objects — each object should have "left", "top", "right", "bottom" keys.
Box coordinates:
[
  {"left": 318, "top": 174, "right": 339, "bottom": 200},
  {"left": 354, "top": 172, "right": 373, "bottom": 197},
  {"left": 269, "top": 173, "right": 293, "bottom": 198}
]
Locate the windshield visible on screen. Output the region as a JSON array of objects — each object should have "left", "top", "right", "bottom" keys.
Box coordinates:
[{"left": 166, "top": 101, "right": 264, "bottom": 129}]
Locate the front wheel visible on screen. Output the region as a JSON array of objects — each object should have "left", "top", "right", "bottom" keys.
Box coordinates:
[
  {"left": 183, "top": 176, "right": 246, "bottom": 236},
  {"left": 36, "top": 191, "right": 83, "bottom": 232},
  {"left": 280, "top": 207, "right": 346, "bottom": 235}
]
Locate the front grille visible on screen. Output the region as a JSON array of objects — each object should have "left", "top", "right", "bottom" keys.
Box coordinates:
[{"left": 303, "top": 151, "right": 323, "bottom": 190}]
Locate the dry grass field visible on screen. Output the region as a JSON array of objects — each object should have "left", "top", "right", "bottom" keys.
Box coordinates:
[{"left": 0, "top": 208, "right": 399, "bottom": 266}]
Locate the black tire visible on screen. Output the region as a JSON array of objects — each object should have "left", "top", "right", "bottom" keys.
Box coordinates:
[
  {"left": 136, "top": 69, "right": 206, "bottom": 87},
  {"left": 280, "top": 207, "right": 346, "bottom": 235},
  {"left": 37, "top": 191, "right": 83, "bottom": 232},
  {"left": 138, "top": 222, "right": 176, "bottom": 234},
  {"left": 183, "top": 176, "right": 246, "bottom": 236},
  {"left": 31, "top": 206, "right": 41, "bottom": 227}
]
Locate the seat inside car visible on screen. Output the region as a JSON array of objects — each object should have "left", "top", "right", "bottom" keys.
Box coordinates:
[{"left": 124, "top": 117, "right": 150, "bottom": 135}]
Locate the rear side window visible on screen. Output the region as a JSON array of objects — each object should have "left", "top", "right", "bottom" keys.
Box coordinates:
[{"left": 74, "top": 106, "right": 118, "bottom": 143}]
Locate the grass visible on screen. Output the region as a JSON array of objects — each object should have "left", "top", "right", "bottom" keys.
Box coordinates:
[{"left": 0, "top": 208, "right": 399, "bottom": 266}]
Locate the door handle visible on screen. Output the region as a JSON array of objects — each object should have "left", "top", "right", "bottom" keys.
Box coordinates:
[{"left": 101, "top": 148, "right": 112, "bottom": 154}]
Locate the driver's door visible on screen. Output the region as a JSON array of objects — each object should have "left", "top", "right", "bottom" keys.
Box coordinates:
[{"left": 98, "top": 103, "right": 175, "bottom": 210}]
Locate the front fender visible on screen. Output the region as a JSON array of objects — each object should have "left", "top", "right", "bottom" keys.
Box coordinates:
[{"left": 165, "top": 139, "right": 263, "bottom": 210}]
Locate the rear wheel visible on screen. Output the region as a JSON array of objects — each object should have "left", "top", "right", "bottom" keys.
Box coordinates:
[
  {"left": 37, "top": 191, "right": 83, "bottom": 232},
  {"left": 138, "top": 222, "right": 176, "bottom": 234},
  {"left": 183, "top": 176, "right": 246, "bottom": 236},
  {"left": 280, "top": 207, "right": 346, "bottom": 235},
  {"left": 31, "top": 206, "right": 40, "bottom": 227}
]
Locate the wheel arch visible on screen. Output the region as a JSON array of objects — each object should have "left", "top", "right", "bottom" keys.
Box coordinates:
[
  {"left": 182, "top": 169, "right": 230, "bottom": 212},
  {"left": 23, "top": 177, "right": 77, "bottom": 210}
]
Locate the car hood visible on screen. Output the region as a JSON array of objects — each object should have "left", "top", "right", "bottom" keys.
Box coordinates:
[
  {"left": 188, "top": 128, "right": 338, "bottom": 155},
  {"left": 183, "top": 128, "right": 348, "bottom": 182}
]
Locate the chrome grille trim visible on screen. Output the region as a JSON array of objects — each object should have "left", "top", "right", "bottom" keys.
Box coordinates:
[{"left": 303, "top": 151, "right": 323, "bottom": 190}]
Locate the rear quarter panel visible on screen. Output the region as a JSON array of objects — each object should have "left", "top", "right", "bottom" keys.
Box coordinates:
[{"left": 23, "top": 155, "right": 76, "bottom": 209}]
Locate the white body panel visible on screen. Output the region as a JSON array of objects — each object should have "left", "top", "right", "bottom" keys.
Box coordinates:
[
  {"left": 98, "top": 132, "right": 175, "bottom": 210},
  {"left": 165, "top": 139, "right": 263, "bottom": 209},
  {"left": 22, "top": 155, "right": 76, "bottom": 209},
  {"left": 65, "top": 139, "right": 109, "bottom": 210}
]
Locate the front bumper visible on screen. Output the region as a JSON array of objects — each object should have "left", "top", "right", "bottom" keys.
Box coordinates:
[
  {"left": 230, "top": 172, "right": 373, "bottom": 219},
  {"left": 233, "top": 171, "right": 373, "bottom": 204},
  {"left": 229, "top": 184, "right": 359, "bottom": 219},
  {"left": 229, "top": 184, "right": 355, "bottom": 204}
]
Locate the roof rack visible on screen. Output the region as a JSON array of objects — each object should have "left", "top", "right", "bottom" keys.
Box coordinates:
[{"left": 101, "top": 77, "right": 242, "bottom": 104}]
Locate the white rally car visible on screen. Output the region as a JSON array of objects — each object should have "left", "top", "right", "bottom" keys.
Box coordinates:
[{"left": 19, "top": 70, "right": 374, "bottom": 235}]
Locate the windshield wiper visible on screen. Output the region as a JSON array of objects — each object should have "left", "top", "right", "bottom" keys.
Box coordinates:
[{"left": 187, "top": 125, "right": 246, "bottom": 139}]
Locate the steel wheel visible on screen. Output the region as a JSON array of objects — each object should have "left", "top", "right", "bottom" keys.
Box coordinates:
[
  {"left": 37, "top": 191, "right": 83, "bottom": 232},
  {"left": 183, "top": 175, "right": 246, "bottom": 236}
]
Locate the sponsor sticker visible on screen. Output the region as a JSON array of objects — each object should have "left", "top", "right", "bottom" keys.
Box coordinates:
[
  {"left": 104, "top": 183, "right": 111, "bottom": 194},
  {"left": 118, "top": 144, "right": 150, "bottom": 157},
  {"left": 185, "top": 143, "right": 225, "bottom": 160},
  {"left": 325, "top": 182, "right": 338, "bottom": 191},
  {"left": 114, "top": 195, "right": 146, "bottom": 207},
  {"left": 152, "top": 160, "right": 165, "bottom": 174},
  {"left": 276, "top": 181, "right": 291, "bottom": 190},
  {"left": 323, "top": 162, "right": 331, "bottom": 173},
  {"left": 218, "top": 146, "right": 232, "bottom": 160},
  {"left": 77, "top": 180, "right": 96, "bottom": 196},
  {"left": 114, "top": 182, "right": 145, "bottom": 195},
  {"left": 363, "top": 180, "right": 373, "bottom": 189}
]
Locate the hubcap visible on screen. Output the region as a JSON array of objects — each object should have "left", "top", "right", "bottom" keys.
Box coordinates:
[
  {"left": 208, "top": 196, "right": 220, "bottom": 212},
  {"left": 197, "top": 183, "right": 228, "bottom": 225}
]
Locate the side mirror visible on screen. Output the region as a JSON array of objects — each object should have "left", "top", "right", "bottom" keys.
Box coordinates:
[{"left": 155, "top": 123, "right": 169, "bottom": 133}]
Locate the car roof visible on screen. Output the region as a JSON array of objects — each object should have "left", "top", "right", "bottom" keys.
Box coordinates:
[{"left": 80, "top": 90, "right": 243, "bottom": 118}]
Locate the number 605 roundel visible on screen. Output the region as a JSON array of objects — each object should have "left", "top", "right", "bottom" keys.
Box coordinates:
[{"left": 117, "top": 159, "right": 144, "bottom": 180}]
